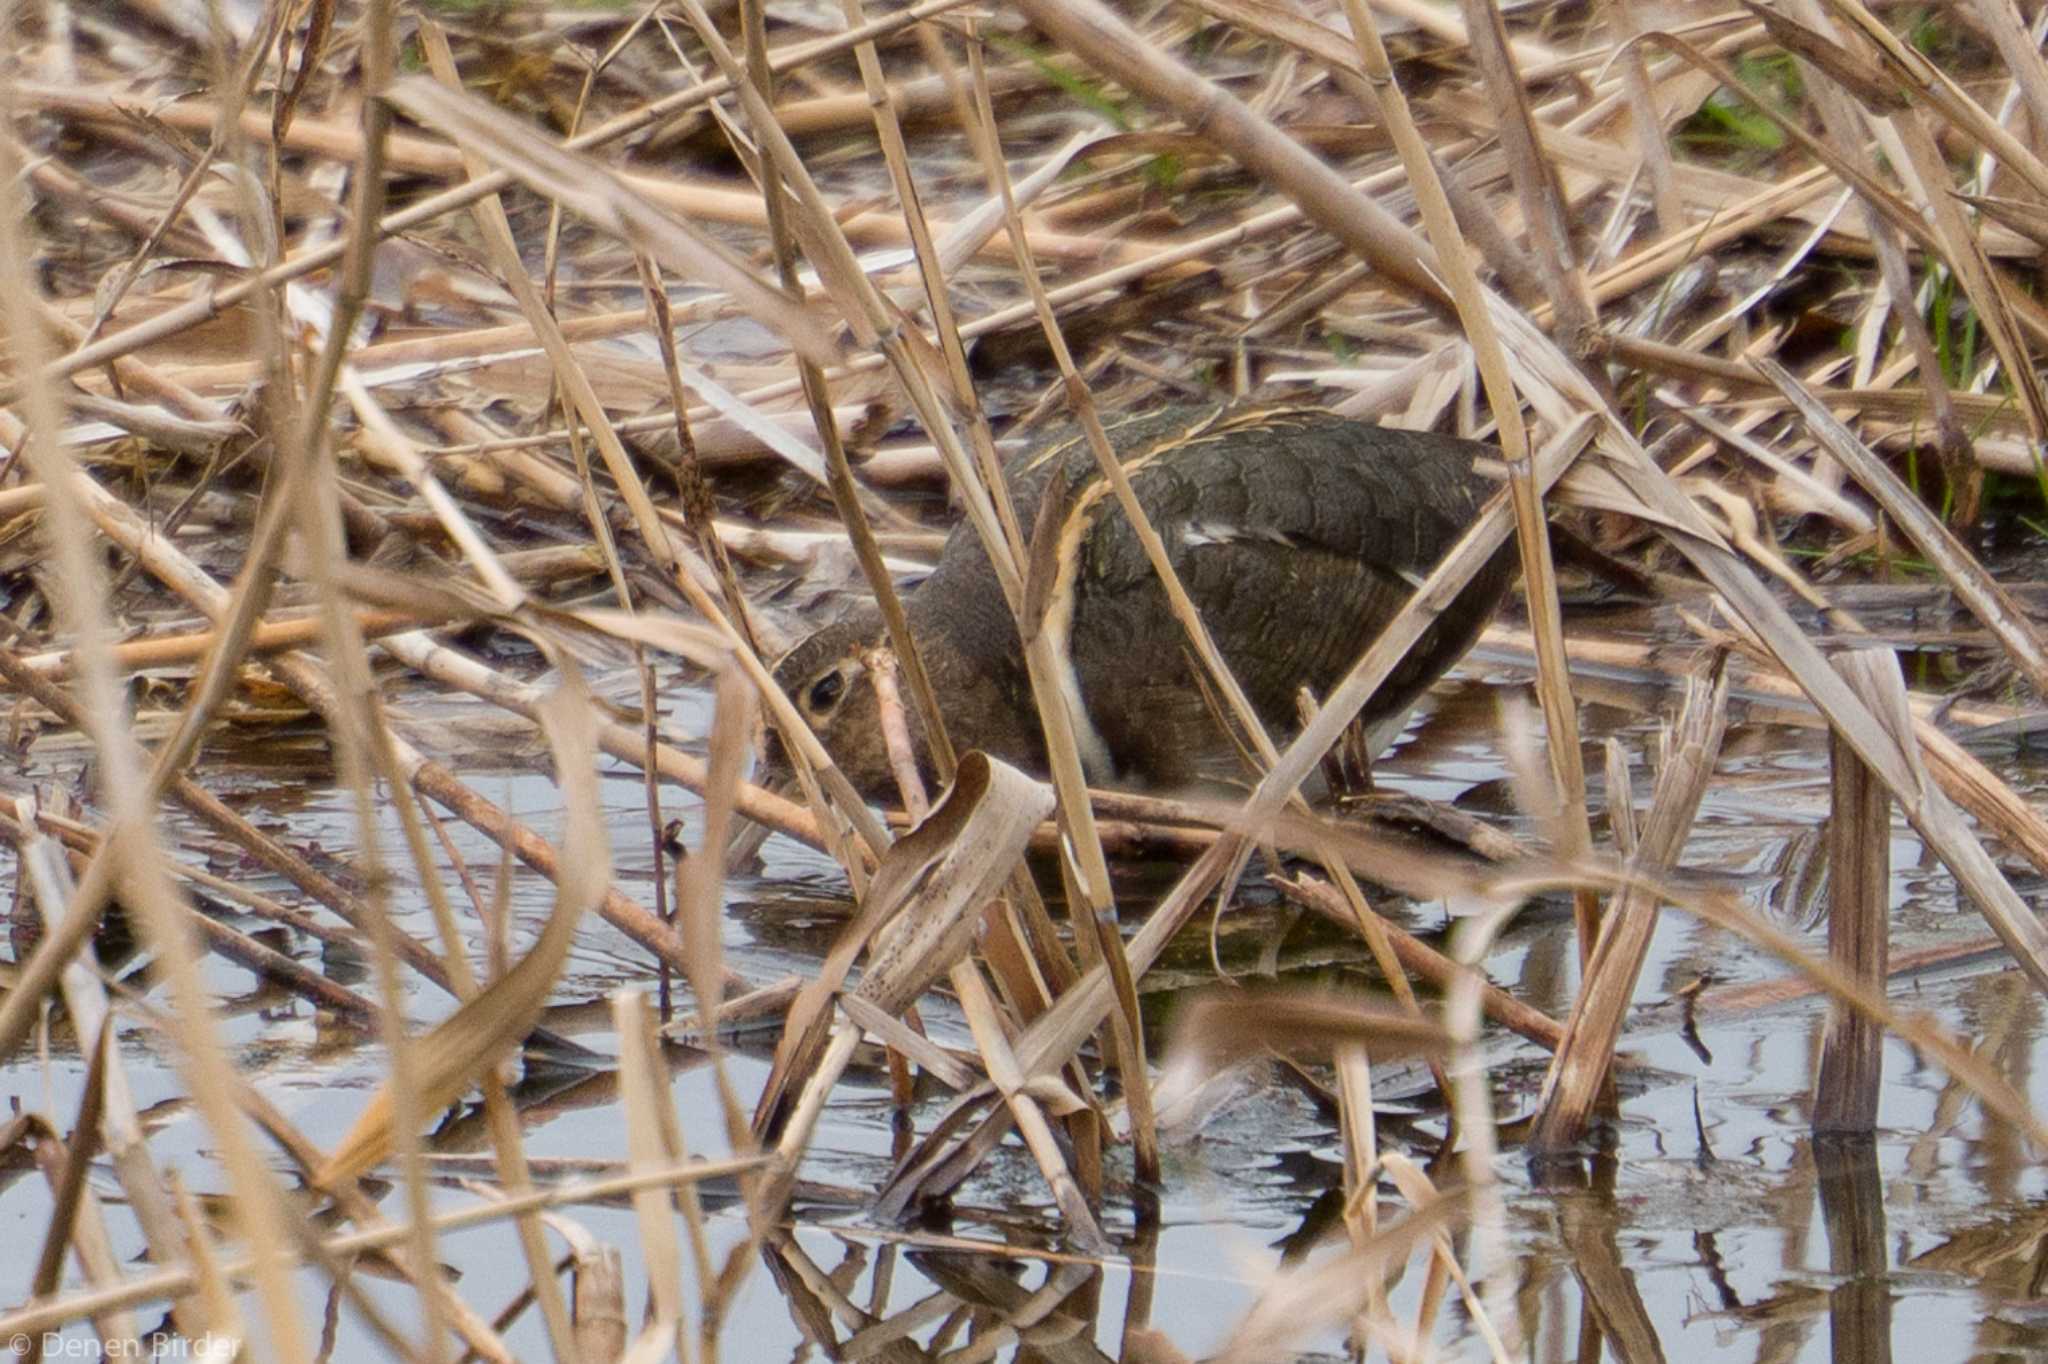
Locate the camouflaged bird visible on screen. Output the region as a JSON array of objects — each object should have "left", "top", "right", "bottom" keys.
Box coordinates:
[{"left": 769, "top": 404, "right": 1513, "bottom": 798}]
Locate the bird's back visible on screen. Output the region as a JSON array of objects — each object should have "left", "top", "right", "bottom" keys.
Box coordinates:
[{"left": 911, "top": 405, "right": 1512, "bottom": 788}]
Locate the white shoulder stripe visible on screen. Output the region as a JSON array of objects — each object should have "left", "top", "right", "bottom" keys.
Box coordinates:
[{"left": 1180, "top": 519, "right": 1297, "bottom": 548}]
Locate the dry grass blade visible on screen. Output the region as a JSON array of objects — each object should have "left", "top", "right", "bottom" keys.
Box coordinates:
[
  {"left": 935, "top": 132, "right": 1093, "bottom": 274},
  {"left": 383, "top": 77, "right": 839, "bottom": 367},
  {"left": 1530, "top": 651, "right": 1731, "bottom": 1152},
  {"left": 315, "top": 666, "right": 611, "bottom": 1189},
  {"left": 681, "top": 665, "right": 758, "bottom": 1049},
  {"left": 1380, "top": 1154, "right": 1514, "bottom": 1362},
  {"left": 28, "top": 1029, "right": 143, "bottom": 1351},
  {"left": 612, "top": 991, "right": 689, "bottom": 1359},
  {"left": 1333, "top": 1039, "right": 1383, "bottom": 1345},
  {"left": 645, "top": 359, "right": 833, "bottom": 485},
  {"left": 341, "top": 375, "right": 525, "bottom": 611},
  {"left": 1180, "top": 0, "right": 1364, "bottom": 75},
  {"left": 1604, "top": 738, "right": 1638, "bottom": 858},
  {"left": 1956, "top": 190, "right": 2048, "bottom": 253},
  {"left": 1676, "top": 407, "right": 1875, "bottom": 534}
]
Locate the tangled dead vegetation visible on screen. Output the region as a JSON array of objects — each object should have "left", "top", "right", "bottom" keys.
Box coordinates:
[{"left": 6, "top": 0, "right": 2048, "bottom": 1357}]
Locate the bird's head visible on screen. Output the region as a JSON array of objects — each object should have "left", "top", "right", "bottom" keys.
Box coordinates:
[{"left": 762, "top": 607, "right": 906, "bottom": 799}]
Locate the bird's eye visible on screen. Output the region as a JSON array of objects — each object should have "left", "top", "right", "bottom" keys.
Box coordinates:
[{"left": 806, "top": 669, "right": 847, "bottom": 715}]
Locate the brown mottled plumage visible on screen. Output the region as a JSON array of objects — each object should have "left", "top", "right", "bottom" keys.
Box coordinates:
[{"left": 771, "top": 405, "right": 1513, "bottom": 797}]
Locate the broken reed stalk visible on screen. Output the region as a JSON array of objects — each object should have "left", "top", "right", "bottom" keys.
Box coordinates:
[
  {"left": 1528, "top": 651, "right": 1731, "bottom": 1153},
  {"left": 1813, "top": 648, "right": 1899, "bottom": 1134}
]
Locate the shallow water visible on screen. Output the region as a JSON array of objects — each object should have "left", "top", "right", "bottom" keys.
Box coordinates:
[{"left": 8, "top": 616, "right": 2048, "bottom": 1362}]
